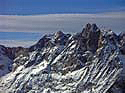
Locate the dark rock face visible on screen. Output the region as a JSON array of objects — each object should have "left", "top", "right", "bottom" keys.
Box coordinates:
[
  {"left": 54, "top": 31, "right": 64, "bottom": 40},
  {"left": 81, "top": 23, "right": 101, "bottom": 53},
  {"left": 0, "top": 45, "right": 13, "bottom": 76},
  {"left": 0, "top": 45, "right": 28, "bottom": 60},
  {"left": 6, "top": 47, "right": 28, "bottom": 60},
  {"left": 29, "top": 35, "right": 51, "bottom": 52},
  {"left": 119, "top": 32, "right": 125, "bottom": 54},
  {"left": 29, "top": 32, "right": 71, "bottom": 52},
  {"left": 54, "top": 31, "right": 71, "bottom": 45}
]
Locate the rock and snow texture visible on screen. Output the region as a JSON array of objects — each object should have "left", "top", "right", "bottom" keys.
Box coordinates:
[
  {"left": 0, "top": 24, "right": 125, "bottom": 93},
  {"left": 0, "top": 45, "right": 13, "bottom": 77}
]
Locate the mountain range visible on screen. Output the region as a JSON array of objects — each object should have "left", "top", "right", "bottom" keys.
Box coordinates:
[{"left": 0, "top": 23, "right": 125, "bottom": 93}]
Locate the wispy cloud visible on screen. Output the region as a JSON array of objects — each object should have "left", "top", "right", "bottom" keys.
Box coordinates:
[
  {"left": 0, "top": 40, "right": 36, "bottom": 47},
  {"left": 0, "top": 12, "right": 125, "bottom": 34}
]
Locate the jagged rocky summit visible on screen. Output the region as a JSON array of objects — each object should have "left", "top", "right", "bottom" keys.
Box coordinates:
[{"left": 0, "top": 23, "right": 125, "bottom": 93}]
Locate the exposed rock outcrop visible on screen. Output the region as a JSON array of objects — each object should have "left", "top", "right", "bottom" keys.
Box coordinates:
[{"left": 119, "top": 32, "right": 125, "bottom": 54}]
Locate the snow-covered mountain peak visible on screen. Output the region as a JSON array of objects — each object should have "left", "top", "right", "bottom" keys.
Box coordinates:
[{"left": 0, "top": 24, "right": 125, "bottom": 93}]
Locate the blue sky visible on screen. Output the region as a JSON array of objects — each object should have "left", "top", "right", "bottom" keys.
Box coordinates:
[
  {"left": 0, "top": 0, "right": 125, "bottom": 47},
  {"left": 0, "top": 32, "right": 42, "bottom": 40},
  {"left": 0, "top": 0, "right": 125, "bottom": 15}
]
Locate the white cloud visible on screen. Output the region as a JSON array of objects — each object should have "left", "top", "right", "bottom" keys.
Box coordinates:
[
  {"left": 0, "top": 12, "right": 125, "bottom": 34},
  {"left": 0, "top": 40, "right": 36, "bottom": 47}
]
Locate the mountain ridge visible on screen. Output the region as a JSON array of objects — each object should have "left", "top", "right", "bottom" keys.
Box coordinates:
[{"left": 0, "top": 23, "right": 125, "bottom": 93}]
